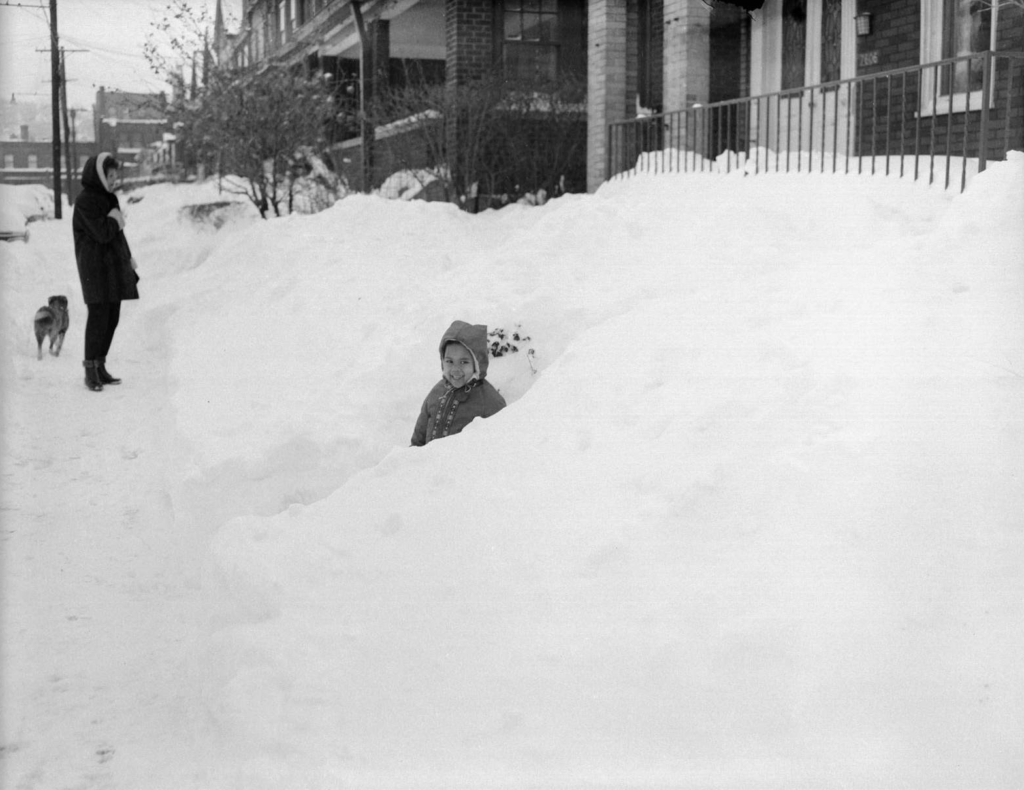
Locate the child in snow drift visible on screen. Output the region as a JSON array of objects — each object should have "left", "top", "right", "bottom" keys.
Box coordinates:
[{"left": 411, "top": 321, "right": 506, "bottom": 446}]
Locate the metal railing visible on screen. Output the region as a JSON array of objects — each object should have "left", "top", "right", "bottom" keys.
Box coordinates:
[{"left": 608, "top": 51, "right": 1024, "bottom": 192}]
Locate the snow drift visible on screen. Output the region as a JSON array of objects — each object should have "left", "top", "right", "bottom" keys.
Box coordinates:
[{"left": 2, "top": 156, "right": 1022, "bottom": 790}]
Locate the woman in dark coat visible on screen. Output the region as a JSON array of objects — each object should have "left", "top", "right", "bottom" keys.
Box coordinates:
[{"left": 73, "top": 152, "right": 139, "bottom": 391}]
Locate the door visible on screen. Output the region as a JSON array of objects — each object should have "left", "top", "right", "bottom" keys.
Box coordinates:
[{"left": 749, "top": 0, "right": 856, "bottom": 169}]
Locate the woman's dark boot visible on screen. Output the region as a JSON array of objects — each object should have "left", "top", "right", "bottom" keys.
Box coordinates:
[
  {"left": 97, "top": 357, "right": 121, "bottom": 385},
  {"left": 83, "top": 360, "right": 104, "bottom": 392}
]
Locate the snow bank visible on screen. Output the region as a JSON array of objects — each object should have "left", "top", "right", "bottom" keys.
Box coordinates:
[
  {"left": 0, "top": 182, "right": 55, "bottom": 221},
  {"left": 169, "top": 161, "right": 1022, "bottom": 787},
  {"left": 2, "top": 153, "right": 1021, "bottom": 789}
]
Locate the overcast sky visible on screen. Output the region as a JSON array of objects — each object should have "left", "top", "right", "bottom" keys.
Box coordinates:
[{"left": 0, "top": 0, "right": 240, "bottom": 111}]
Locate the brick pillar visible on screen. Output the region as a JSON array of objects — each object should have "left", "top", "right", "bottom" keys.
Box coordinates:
[
  {"left": 587, "top": 0, "right": 629, "bottom": 192},
  {"left": 445, "top": 0, "right": 494, "bottom": 205},
  {"left": 445, "top": 0, "right": 494, "bottom": 88},
  {"left": 662, "top": 0, "right": 711, "bottom": 112}
]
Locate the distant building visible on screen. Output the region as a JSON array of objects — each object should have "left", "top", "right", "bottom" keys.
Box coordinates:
[
  {"left": 0, "top": 121, "right": 97, "bottom": 191},
  {"left": 93, "top": 88, "right": 171, "bottom": 172}
]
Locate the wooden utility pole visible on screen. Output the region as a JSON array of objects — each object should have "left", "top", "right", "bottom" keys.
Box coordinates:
[
  {"left": 350, "top": 0, "right": 373, "bottom": 192},
  {"left": 49, "top": 0, "right": 62, "bottom": 217},
  {"left": 60, "top": 48, "right": 74, "bottom": 204},
  {"left": 69, "top": 107, "right": 79, "bottom": 194}
]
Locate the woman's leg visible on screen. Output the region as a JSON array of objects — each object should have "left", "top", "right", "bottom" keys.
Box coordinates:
[
  {"left": 83, "top": 303, "right": 109, "bottom": 391},
  {"left": 101, "top": 301, "right": 121, "bottom": 358},
  {"left": 97, "top": 302, "right": 122, "bottom": 384},
  {"left": 84, "top": 303, "right": 109, "bottom": 361}
]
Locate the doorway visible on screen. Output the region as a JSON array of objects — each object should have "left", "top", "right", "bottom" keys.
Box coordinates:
[{"left": 749, "top": 0, "right": 856, "bottom": 166}]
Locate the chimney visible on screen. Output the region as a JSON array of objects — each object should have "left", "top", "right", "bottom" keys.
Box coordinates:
[{"left": 21, "top": 124, "right": 29, "bottom": 141}]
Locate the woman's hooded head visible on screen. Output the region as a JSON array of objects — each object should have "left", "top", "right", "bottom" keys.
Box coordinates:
[{"left": 81, "top": 152, "right": 118, "bottom": 192}]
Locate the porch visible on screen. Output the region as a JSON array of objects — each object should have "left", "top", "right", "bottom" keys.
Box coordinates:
[{"left": 607, "top": 51, "right": 1024, "bottom": 192}]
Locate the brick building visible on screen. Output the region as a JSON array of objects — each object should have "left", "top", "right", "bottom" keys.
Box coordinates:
[
  {"left": 602, "top": 0, "right": 1023, "bottom": 183},
  {"left": 214, "top": 0, "right": 1023, "bottom": 194},
  {"left": 0, "top": 135, "right": 97, "bottom": 191},
  {"left": 93, "top": 88, "right": 171, "bottom": 173},
  {"left": 847, "top": 0, "right": 1023, "bottom": 162}
]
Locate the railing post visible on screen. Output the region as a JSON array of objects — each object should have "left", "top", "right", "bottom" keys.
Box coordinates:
[
  {"left": 945, "top": 62, "right": 953, "bottom": 190},
  {"left": 929, "top": 62, "right": 938, "bottom": 185},
  {"left": 845, "top": 81, "right": 852, "bottom": 174},
  {"left": 978, "top": 50, "right": 992, "bottom": 175},
  {"left": 885, "top": 74, "right": 892, "bottom": 176},
  {"left": 1005, "top": 54, "right": 1017, "bottom": 159},
  {"left": 607, "top": 122, "right": 614, "bottom": 180},
  {"left": 608, "top": 123, "right": 613, "bottom": 179}
]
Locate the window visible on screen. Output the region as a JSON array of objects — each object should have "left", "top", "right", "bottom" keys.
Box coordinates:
[
  {"left": 780, "top": 0, "right": 807, "bottom": 90},
  {"left": 502, "top": 0, "right": 560, "bottom": 83},
  {"left": 297, "top": 0, "right": 314, "bottom": 27},
  {"left": 820, "top": 0, "right": 842, "bottom": 84},
  {"left": 942, "top": 0, "right": 991, "bottom": 93},
  {"left": 921, "top": 0, "right": 998, "bottom": 115},
  {"left": 499, "top": 0, "right": 586, "bottom": 85},
  {"left": 28, "top": 155, "right": 38, "bottom": 169},
  {"left": 2, "top": 154, "right": 12, "bottom": 169}
]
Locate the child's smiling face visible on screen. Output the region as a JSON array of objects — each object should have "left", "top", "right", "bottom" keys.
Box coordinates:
[{"left": 442, "top": 342, "right": 476, "bottom": 387}]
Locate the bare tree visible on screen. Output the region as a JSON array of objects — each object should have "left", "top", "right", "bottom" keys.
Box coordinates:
[
  {"left": 187, "top": 66, "right": 339, "bottom": 218},
  {"left": 144, "top": 1, "right": 216, "bottom": 101}
]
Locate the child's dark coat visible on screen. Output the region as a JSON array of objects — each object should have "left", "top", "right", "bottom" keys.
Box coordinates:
[{"left": 411, "top": 321, "right": 507, "bottom": 446}]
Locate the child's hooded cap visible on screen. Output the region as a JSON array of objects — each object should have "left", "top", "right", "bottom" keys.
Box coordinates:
[{"left": 439, "top": 320, "right": 490, "bottom": 380}]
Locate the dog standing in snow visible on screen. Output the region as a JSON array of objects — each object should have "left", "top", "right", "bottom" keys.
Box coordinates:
[{"left": 34, "top": 295, "right": 69, "bottom": 360}]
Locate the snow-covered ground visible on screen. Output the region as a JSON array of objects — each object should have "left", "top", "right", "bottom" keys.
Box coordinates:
[{"left": 1, "top": 158, "right": 1022, "bottom": 789}]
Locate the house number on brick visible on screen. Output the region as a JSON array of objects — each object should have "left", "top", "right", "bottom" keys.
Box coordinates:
[{"left": 858, "top": 50, "right": 880, "bottom": 68}]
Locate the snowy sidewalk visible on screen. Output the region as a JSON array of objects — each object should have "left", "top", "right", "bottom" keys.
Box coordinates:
[{"left": 1, "top": 295, "right": 208, "bottom": 788}]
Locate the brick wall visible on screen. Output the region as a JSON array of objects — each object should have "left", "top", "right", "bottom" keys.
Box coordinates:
[
  {"left": 445, "top": 0, "right": 494, "bottom": 193},
  {"left": 626, "top": 0, "right": 639, "bottom": 115},
  {"left": 445, "top": 0, "right": 495, "bottom": 88},
  {"left": 856, "top": 0, "right": 917, "bottom": 75},
  {"left": 996, "top": 4, "right": 1024, "bottom": 51},
  {"left": 0, "top": 139, "right": 98, "bottom": 187},
  {"left": 334, "top": 132, "right": 436, "bottom": 195},
  {"left": 853, "top": 1, "right": 1024, "bottom": 162},
  {"left": 858, "top": 0, "right": 1024, "bottom": 75},
  {"left": 0, "top": 141, "right": 57, "bottom": 170}
]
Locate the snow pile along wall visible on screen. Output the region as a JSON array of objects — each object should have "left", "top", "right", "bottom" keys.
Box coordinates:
[{"left": 175, "top": 158, "right": 1023, "bottom": 788}]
